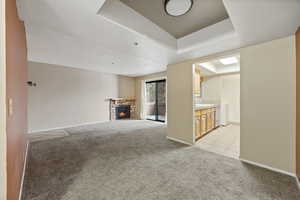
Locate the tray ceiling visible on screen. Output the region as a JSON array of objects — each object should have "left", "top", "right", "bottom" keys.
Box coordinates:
[
  {"left": 17, "top": 0, "right": 300, "bottom": 76},
  {"left": 120, "top": 0, "right": 229, "bottom": 38}
]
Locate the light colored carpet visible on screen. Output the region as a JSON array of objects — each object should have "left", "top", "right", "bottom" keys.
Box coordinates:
[
  {"left": 29, "top": 130, "right": 69, "bottom": 142},
  {"left": 23, "top": 120, "right": 300, "bottom": 200}
]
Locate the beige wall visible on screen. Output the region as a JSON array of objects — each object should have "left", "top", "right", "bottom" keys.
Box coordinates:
[
  {"left": 135, "top": 71, "right": 166, "bottom": 119},
  {"left": 28, "top": 62, "right": 135, "bottom": 132},
  {"left": 167, "top": 62, "right": 194, "bottom": 144},
  {"left": 118, "top": 75, "right": 135, "bottom": 99},
  {"left": 166, "top": 35, "right": 296, "bottom": 173},
  {"left": 240, "top": 36, "right": 296, "bottom": 173},
  {"left": 0, "top": 0, "right": 6, "bottom": 198}
]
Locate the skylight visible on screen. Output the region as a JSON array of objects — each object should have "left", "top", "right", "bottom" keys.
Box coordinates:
[
  {"left": 219, "top": 57, "right": 238, "bottom": 65},
  {"left": 199, "top": 62, "right": 216, "bottom": 73}
]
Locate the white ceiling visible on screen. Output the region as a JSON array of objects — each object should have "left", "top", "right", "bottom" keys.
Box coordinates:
[{"left": 17, "top": 0, "right": 300, "bottom": 77}]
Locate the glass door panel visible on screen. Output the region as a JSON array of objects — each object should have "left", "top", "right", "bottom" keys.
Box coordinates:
[
  {"left": 145, "top": 82, "right": 157, "bottom": 121},
  {"left": 157, "top": 81, "right": 166, "bottom": 122},
  {"left": 145, "top": 80, "right": 166, "bottom": 122}
]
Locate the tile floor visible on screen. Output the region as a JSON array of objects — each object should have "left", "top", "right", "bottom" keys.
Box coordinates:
[{"left": 195, "top": 124, "right": 240, "bottom": 159}]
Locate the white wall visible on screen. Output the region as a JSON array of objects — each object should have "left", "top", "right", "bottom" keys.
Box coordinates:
[
  {"left": 28, "top": 62, "right": 135, "bottom": 133},
  {"left": 202, "top": 73, "right": 240, "bottom": 123},
  {"left": 221, "top": 74, "right": 240, "bottom": 123},
  {"left": 0, "top": 0, "right": 6, "bottom": 198},
  {"left": 240, "top": 36, "right": 296, "bottom": 174},
  {"left": 201, "top": 76, "right": 222, "bottom": 103}
]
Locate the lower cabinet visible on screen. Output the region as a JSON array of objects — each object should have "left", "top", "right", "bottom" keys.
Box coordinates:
[
  {"left": 195, "top": 118, "right": 201, "bottom": 138},
  {"left": 200, "top": 114, "right": 207, "bottom": 136},
  {"left": 195, "top": 108, "right": 216, "bottom": 140}
]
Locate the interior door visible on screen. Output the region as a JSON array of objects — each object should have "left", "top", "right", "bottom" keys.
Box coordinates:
[
  {"left": 6, "top": 0, "right": 28, "bottom": 199},
  {"left": 145, "top": 79, "right": 166, "bottom": 122}
]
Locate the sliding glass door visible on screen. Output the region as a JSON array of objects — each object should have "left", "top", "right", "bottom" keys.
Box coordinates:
[{"left": 145, "top": 79, "right": 166, "bottom": 122}]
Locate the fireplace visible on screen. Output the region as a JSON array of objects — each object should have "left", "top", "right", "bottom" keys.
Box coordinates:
[
  {"left": 115, "top": 105, "right": 131, "bottom": 120},
  {"left": 107, "top": 98, "right": 136, "bottom": 120}
]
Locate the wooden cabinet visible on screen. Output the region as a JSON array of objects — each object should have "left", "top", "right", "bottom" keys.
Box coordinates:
[
  {"left": 200, "top": 114, "right": 207, "bottom": 136},
  {"left": 211, "top": 108, "right": 216, "bottom": 129},
  {"left": 195, "top": 117, "right": 201, "bottom": 138},
  {"left": 195, "top": 107, "right": 217, "bottom": 140},
  {"left": 206, "top": 108, "right": 216, "bottom": 132},
  {"left": 194, "top": 68, "right": 201, "bottom": 94}
]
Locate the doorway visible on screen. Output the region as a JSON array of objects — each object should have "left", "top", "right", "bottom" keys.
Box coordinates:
[
  {"left": 145, "top": 79, "right": 166, "bottom": 122},
  {"left": 194, "top": 53, "right": 241, "bottom": 159}
]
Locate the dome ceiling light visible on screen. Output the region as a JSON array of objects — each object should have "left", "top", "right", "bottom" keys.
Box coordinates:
[{"left": 164, "top": 0, "right": 193, "bottom": 17}]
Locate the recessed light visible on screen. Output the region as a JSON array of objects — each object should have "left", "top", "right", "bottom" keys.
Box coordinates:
[
  {"left": 219, "top": 57, "right": 238, "bottom": 65},
  {"left": 112, "top": 62, "right": 115, "bottom": 65},
  {"left": 134, "top": 42, "right": 139, "bottom": 46},
  {"left": 165, "top": 0, "right": 193, "bottom": 17}
]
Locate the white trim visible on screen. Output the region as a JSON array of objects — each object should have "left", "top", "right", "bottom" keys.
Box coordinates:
[
  {"left": 239, "top": 158, "right": 296, "bottom": 177},
  {"left": 28, "top": 120, "right": 108, "bottom": 134},
  {"left": 228, "top": 121, "right": 240, "bottom": 125},
  {"left": 192, "top": 64, "right": 196, "bottom": 143},
  {"left": 0, "top": 0, "right": 6, "bottom": 197},
  {"left": 19, "top": 142, "right": 29, "bottom": 200},
  {"left": 166, "top": 136, "right": 193, "bottom": 146}
]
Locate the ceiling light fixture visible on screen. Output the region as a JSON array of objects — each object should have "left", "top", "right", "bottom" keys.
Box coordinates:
[
  {"left": 164, "top": 0, "right": 193, "bottom": 17},
  {"left": 219, "top": 57, "right": 238, "bottom": 65}
]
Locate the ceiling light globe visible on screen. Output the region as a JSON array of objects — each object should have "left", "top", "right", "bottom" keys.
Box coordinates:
[{"left": 165, "top": 0, "right": 193, "bottom": 17}]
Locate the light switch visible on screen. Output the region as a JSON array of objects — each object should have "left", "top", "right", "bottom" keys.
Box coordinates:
[{"left": 8, "top": 98, "right": 13, "bottom": 116}]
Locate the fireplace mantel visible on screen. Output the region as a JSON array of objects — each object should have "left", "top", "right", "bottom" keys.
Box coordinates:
[
  {"left": 107, "top": 98, "right": 136, "bottom": 120},
  {"left": 106, "top": 98, "right": 135, "bottom": 102}
]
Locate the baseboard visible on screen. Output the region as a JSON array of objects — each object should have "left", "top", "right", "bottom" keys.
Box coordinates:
[
  {"left": 239, "top": 158, "right": 295, "bottom": 177},
  {"left": 28, "top": 120, "right": 108, "bottom": 134},
  {"left": 166, "top": 136, "right": 193, "bottom": 146},
  {"left": 229, "top": 121, "right": 240, "bottom": 125},
  {"left": 19, "top": 142, "right": 29, "bottom": 200}
]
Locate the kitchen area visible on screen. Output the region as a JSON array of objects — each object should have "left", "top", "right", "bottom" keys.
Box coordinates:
[{"left": 193, "top": 54, "right": 240, "bottom": 159}]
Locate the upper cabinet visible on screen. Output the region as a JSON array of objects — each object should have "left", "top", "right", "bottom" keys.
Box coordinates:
[{"left": 194, "top": 68, "right": 201, "bottom": 94}]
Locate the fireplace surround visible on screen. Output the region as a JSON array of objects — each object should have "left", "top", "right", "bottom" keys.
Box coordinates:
[{"left": 107, "top": 98, "right": 136, "bottom": 120}]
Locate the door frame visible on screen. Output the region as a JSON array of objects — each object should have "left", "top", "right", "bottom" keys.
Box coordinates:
[
  {"left": 296, "top": 27, "right": 300, "bottom": 182},
  {"left": 145, "top": 79, "right": 166, "bottom": 122},
  {"left": 143, "top": 77, "right": 167, "bottom": 123},
  {"left": 0, "top": 0, "right": 6, "bottom": 197}
]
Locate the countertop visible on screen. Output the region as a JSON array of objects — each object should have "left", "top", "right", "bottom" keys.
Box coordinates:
[{"left": 195, "top": 104, "right": 218, "bottom": 110}]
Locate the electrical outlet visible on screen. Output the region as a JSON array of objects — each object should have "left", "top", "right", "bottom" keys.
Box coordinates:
[{"left": 8, "top": 98, "right": 13, "bottom": 116}]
